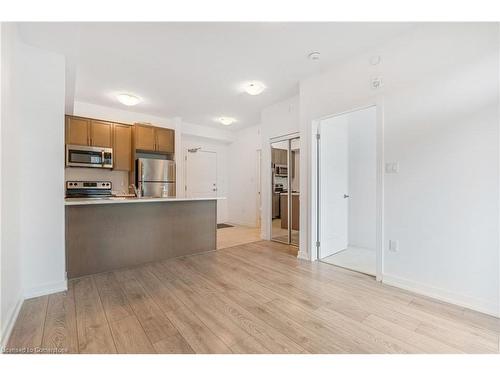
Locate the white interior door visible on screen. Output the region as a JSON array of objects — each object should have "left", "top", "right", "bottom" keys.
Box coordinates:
[
  {"left": 319, "top": 115, "right": 349, "bottom": 258},
  {"left": 185, "top": 149, "right": 217, "bottom": 198}
]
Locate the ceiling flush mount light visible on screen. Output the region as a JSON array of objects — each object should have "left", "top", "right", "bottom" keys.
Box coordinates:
[
  {"left": 308, "top": 51, "right": 321, "bottom": 61},
  {"left": 243, "top": 81, "right": 266, "bottom": 96},
  {"left": 116, "top": 93, "right": 142, "bottom": 106},
  {"left": 217, "top": 117, "right": 236, "bottom": 126}
]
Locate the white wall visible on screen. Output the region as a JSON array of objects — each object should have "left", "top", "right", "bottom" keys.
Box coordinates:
[
  {"left": 1, "top": 24, "right": 66, "bottom": 345},
  {"left": 260, "top": 96, "right": 300, "bottom": 240},
  {"left": 227, "top": 125, "right": 262, "bottom": 227},
  {"left": 301, "top": 23, "right": 499, "bottom": 315},
  {"left": 1, "top": 23, "right": 24, "bottom": 347},
  {"left": 17, "top": 31, "right": 66, "bottom": 299},
  {"left": 347, "top": 107, "right": 377, "bottom": 250}
]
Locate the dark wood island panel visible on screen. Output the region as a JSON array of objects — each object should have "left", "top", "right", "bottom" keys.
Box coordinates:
[{"left": 65, "top": 199, "right": 217, "bottom": 278}]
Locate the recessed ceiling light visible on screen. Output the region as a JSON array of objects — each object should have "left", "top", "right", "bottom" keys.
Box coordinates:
[
  {"left": 116, "top": 93, "right": 142, "bottom": 106},
  {"left": 308, "top": 51, "right": 321, "bottom": 61},
  {"left": 243, "top": 81, "right": 266, "bottom": 96},
  {"left": 217, "top": 117, "right": 236, "bottom": 126}
]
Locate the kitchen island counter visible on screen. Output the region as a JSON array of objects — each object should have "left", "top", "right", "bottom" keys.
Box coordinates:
[
  {"left": 65, "top": 197, "right": 219, "bottom": 278},
  {"left": 65, "top": 196, "right": 225, "bottom": 206}
]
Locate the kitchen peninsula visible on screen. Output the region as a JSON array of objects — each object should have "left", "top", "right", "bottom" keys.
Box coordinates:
[{"left": 65, "top": 197, "right": 219, "bottom": 278}]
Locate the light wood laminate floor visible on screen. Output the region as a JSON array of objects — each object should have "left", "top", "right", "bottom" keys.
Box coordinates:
[
  {"left": 5, "top": 241, "right": 500, "bottom": 354},
  {"left": 217, "top": 225, "right": 261, "bottom": 250}
]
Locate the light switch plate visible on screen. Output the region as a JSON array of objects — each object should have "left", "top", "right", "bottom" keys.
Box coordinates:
[
  {"left": 385, "top": 162, "right": 399, "bottom": 174},
  {"left": 389, "top": 240, "right": 399, "bottom": 252}
]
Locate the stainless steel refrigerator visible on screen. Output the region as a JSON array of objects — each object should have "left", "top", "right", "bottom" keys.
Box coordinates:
[{"left": 136, "top": 158, "right": 176, "bottom": 197}]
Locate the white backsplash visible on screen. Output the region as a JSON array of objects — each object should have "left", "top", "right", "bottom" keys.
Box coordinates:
[{"left": 65, "top": 168, "right": 129, "bottom": 194}]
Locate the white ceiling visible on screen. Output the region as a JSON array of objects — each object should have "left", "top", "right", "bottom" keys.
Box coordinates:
[{"left": 18, "top": 22, "right": 416, "bottom": 130}]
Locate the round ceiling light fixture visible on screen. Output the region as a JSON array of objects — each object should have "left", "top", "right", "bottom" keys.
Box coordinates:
[
  {"left": 116, "top": 93, "right": 142, "bottom": 106},
  {"left": 308, "top": 51, "right": 321, "bottom": 61},
  {"left": 217, "top": 117, "right": 236, "bottom": 126},
  {"left": 243, "top": 81, "right": 266, "bottom": 96}
]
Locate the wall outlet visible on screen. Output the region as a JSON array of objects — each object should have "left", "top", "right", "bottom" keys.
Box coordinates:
[
  {"left": 385, "top": 162, "right": 399, "bottom": 174},
  {"left": 389, "top": 240, "right": 399, "bottom": 252}
]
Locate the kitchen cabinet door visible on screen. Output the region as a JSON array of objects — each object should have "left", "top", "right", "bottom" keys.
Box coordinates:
[
  {"left": 65, "top": 116, "right": 89, "bottom": 146},
  {"left": 134, "top": 124, "right": 156, "bottom": 151},
  {"left": 155, "top": 128, "right": 175, "bottom": 153},
  {"left": 113, "top": 124, "right": 132, "bottom": 171},
  {"left": 90, "top": 120, "right": 113, "bottom": 147}
]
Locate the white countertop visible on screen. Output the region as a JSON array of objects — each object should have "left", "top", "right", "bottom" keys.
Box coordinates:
[{"left": 65, "top": 196, "right": 226, "bottom": 206}]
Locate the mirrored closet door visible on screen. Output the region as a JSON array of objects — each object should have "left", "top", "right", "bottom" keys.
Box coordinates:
[{"left": 270, "top": 135, "right": 300, "bottom": 246}]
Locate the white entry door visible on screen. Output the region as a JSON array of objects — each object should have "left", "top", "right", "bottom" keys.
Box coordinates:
[
  {"left": 319, "top": 115, "right": 349, "bottom": 258},
  {"left": 185, "top": 149, "right": 217, "bottom": 198}
]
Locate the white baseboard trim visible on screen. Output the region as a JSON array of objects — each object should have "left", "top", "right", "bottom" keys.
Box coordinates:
[
  {"left": 0, "top": 296, "right": 23, "bottom": 349},
  {"left": 297, "top": 250, "right": 310, "bottom": 261},
  {"left": 383, "top": 274, "right": 499, "bottom": 318},
  {"left": 23, "top": 279, "right": 67, "bottom": 300}
]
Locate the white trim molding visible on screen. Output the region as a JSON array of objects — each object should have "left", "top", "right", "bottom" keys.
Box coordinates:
[
  {"left": 0, "top": 296, "right": 24, "bottom": 349},
  {"left": 383, "top": 274, "right": 499, "bottom": 318},
  {"left": 23, "top": 279, "right": 67, "bottom": 300}
]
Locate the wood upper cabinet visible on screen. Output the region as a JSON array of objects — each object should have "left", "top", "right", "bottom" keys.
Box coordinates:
[
  {"left": 113, "top": 124, "right": 132, "bottom": 171},
  {"left": 155, "top": 128, "right": 175, "bottom": 153},
  {"left": 65, "top": 116, "right": 90, "bottom": 146},
  {"left": 90, "top": 120, "right": 113, "bottom": 148},
  {"left": 134, "top": 124, "right": 156, "bottom": 151},
  {"left": 65, "top": 116, "right": 113, "bottom": 148},
  {"left": 133, "top": 124, "right": 175, "bottom": 153}
]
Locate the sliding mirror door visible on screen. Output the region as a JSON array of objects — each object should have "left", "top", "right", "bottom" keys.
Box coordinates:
[
  {"left": 271, "top": 140, "right": 289, "bottom": 243},
  {"left": 270, "top": 136, "right": 300, "bottom": 246},
  {"left": 289, "top": 138, "right": 300, "bottom": 246}
]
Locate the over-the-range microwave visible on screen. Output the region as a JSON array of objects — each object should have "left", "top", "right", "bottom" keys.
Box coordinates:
[{"left": 66, "top": 144, "right": 113, "bottom": 169}]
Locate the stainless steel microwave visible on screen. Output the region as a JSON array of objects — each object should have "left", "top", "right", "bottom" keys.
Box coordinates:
[{"left": 66, "top": 144, "right": 113, "bottom": 169}]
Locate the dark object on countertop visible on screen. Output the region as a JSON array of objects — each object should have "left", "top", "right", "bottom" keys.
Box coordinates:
[{"left": 217, "top": 223, "right": 234, "bottom": 229}]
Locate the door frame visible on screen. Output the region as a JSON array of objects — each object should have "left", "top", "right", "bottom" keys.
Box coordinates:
[
  {"left": 269, "top": 132, "right": 300, "bottom": 247},
  {"left": 256, "top": 149, "right": 262, "bottom": 228},
  {"left": 312, "top": 102, "right": 384, "bottom": 281}
]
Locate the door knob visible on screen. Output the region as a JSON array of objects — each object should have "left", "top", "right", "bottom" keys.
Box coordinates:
[{"left": 344, "top": 194, "right": 350, "bottom": 199}]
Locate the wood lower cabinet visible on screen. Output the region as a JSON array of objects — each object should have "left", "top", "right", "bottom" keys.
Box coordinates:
[
  {"left": 134, "top": 124, "right": 156, "bottom": 151},
  {"left": 90, "top": 120, "right": 113, "bottom": 148},
  {"left": 113, "top": 124, "right": 132, "bottom": 171},
  {"left": 155, "top": 127, "right": 175, "bottom": 153},
  {"left": 65, "top": 116, "right": 90, "bottom": 146}
]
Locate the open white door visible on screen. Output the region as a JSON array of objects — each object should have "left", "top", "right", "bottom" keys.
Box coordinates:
[
  {"left": 185, "top": 149, "right": 217, "bottom": 198},
  {"left": 319, "top": 115, "right": 349, "bottom": 259}
]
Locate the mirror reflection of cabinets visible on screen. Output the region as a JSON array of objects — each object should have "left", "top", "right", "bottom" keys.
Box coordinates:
[
  {"left": 270, "top": 136, "right": 300, "bottom": 247},
  {"left": 272, "top": 148, "right": 288, "bottom": 166}
]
